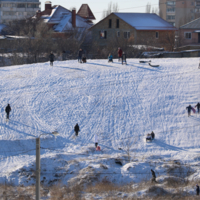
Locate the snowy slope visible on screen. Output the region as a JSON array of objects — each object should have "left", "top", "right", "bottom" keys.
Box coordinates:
[{"left": 0, "top": 58, "right": 200, "bottom": 186}]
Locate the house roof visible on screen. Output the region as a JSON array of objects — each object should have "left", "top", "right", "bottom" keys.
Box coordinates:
[
  {"left": 77, "top": 4, "right": 95, "bottom": 20},
  {"left": 90, "top": 13, "right": 177, "bottom": 31},
  {"left": 38, "top": 5, "right": 92, "bottom": 32},
  {"left": 180, "top": 17, "right": 200, "bottom": 29},
  {"left": 114, "top": 13, "right": 176, "bottom": 30}
]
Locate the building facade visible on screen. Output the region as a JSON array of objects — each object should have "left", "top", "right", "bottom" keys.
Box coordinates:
[
  {"left": 89, "top": 13, "right": 177, "bottom": 49},
  {"left": 179, "top": 17, "right": 200, "bottom": 47},
  {"left": 0, "top": 0, "right": 40, "bottom": 24},
  {"left": 159, "top": 0, "right": 200, "bottom": 28}
]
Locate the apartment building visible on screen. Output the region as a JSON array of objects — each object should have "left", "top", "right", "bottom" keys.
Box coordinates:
[
  {"left": 0, "top": 0, "right": 40, "bottom": 24},
  {"left": 159, "top": 0, "right": 176, "bottom": 26},
  {"left": 159, "top": 0, "right": 200, "bottom": 28}
]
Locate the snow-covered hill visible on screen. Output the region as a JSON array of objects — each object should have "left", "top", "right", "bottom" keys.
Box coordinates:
[{"left": 0, "top": 58, "right": 200, "bottom": 188}]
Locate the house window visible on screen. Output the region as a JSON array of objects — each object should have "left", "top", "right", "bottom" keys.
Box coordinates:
[
  {"left": 17, "top": 3, "right": 26, "bottom": 8},
  {"left": 167, "top": 1, "right": 176, "bottom": 5},
  {"left": 167, "top": 15, "right": 175, "bottom": 20},
  {"left": 116, "top": 19, "right": 119, "bottom": 28},
  {"left": 167, "top": 7, "right": 175, "bottom": 13},
  {"left": 27, "top": 4, "right": 38, "bottom": 8},
  {"left": 99, "top": 30, "right": 107, "bottom": 39},
  {"left": 124, "top": 31, "right": 130, "bottom": 39},
  {"left": 156, "top": 32, "right": 159, "bottom": 39},
  {"left": 109, "top": 19, "right": 112, "bottom": 28},
  {"left": 185, "top": 32, "right": 192, "bottom": 39},
  {"left": 117, "top": 31, "right": 120, "bottom": 37}
]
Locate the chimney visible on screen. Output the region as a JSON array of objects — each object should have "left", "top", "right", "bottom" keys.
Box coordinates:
[
  {"left": 72, "top": 8, "right": 76, "bottom": 28},
  {"left": 45, "top": 1, "right": 52, "bottom": 11}
]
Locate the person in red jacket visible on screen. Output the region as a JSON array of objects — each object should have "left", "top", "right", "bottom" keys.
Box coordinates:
[{"left": 118, "top": 47, "right": 122, "bottom": 61}]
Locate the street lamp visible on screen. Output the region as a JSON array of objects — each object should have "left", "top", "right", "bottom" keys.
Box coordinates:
[{"left": 36, "top": 131, "right": 59, "bottom": 200}]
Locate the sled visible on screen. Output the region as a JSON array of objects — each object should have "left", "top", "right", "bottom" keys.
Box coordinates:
[
  {"left": 139, "top": 60, "right": 151, "bottom": 63},
  {"left": 192, "top": 107, "right": 196, "bottom": 113},
  {"left": 146, "top": 134, "right": 153, "bottom": 142},
  {"left": 149, "top": 63, "right": 159, "bottom": 67}
]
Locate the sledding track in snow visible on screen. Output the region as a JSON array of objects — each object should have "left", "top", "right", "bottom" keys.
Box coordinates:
[{"left": 0, "top": 58, "right": 200, "bottom": 183}]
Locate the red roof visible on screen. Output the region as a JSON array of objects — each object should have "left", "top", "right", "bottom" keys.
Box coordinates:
[{"left": 77, "top": 4, "right": 95, "bottom": 20}]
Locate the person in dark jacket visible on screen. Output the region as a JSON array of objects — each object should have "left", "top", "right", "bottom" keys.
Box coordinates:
[
  {"left": 118, "top": 47, "right": 122, "bottom": 61},
  {"left": 78, "top": 49, "right": 83, "bottom": 63},
  {"left": 196, "top": 184, "right": 199, "bottom": 195},
  {"left": 122, "top": 52, "right": 127, "bottom": 65},
  {"left": 74, "top": 123, "right": 80, "bottom": 136},
  {"left": 5, "top": 104, "right": 11, "bottom": 119},
  {"left": 186, "top": 105, "right": 192, "bottom": 117},
  {"left": 151, "top": 131, "right": 155, "bottom": 139},
  {"left": 151, "top": 169, "right": 157, "bottom": 183},
  {"left": 49, "top": 52, "right": 55, "bottom": 66},
  {"left": 195, "top": 103, "right": 200, "bottom": 114},
  {"left": 82, "top": 54, "right": 87, "bottom": 63}
]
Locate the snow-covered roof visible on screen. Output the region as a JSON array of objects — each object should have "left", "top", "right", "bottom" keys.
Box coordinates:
[
  {"left": 90, "top": 13, "right": 177, "bottom": 31},
  {"left": 113, "top": 13, "right": 176, "bottom": 30},
  {"left": 39, "top": 5, "right": 92, "bottom": 32},
  {"left": 53, "top": 14, "right": 71, "bottom": 32}
]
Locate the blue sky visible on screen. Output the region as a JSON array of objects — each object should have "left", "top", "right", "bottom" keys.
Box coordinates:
[{"left": 40, "top": 0, "right": 159, "bottom": 22}]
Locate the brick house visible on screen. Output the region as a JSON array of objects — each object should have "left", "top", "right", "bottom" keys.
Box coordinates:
[
  {"left": 89, "top": 13, "right": 177, "bottom": 48},
  {"left": 179, "top": 17, "right": 200, "bottom": 47}
]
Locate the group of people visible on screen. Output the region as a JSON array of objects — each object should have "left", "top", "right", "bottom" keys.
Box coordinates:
[
  {"left": 49, "top": 47, "right": 127, "bottom": 66},
  {"left": 186, "top": 102, "right": 200, "bottom": 117},
  {"left": 108, "top": 47, "right": 127, "bottom": 64}
]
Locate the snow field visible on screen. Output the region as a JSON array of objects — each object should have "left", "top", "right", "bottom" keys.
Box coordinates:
[{"left": 0, "top": 58, "right": 200, "bottom": 189}]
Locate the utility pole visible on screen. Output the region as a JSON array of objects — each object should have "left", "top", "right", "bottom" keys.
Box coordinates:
[
  {"left": 35, "top": 131, "right": 59, "bottom": 200},
  {"left": 36, "top": 138, "right": 40, "bottom": 200}
]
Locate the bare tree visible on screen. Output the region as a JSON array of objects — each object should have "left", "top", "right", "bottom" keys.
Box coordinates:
[
  {"left": 146, "top": 2, "right": 159, "bottom": 15},
  {"left": 102, "top": 1, "right": 119, "bottom": 19},
  {"left": 120, "top": 137, "right": 137, "bottom": 163},
  {"left": 146, "top": 2, "right": 151, "bottom": 13}
]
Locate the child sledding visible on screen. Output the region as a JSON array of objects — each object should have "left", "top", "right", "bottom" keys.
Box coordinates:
[{"left": 146, "top": 131, "right": 155, "bottom": 142}]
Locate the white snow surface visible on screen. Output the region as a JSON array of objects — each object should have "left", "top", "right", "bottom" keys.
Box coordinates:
[{"left": 0, "top": 58, "right": 200, "bottom": 187}]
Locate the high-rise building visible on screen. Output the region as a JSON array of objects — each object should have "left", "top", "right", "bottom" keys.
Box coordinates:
[
  {"left": 159, "top": 0, "right": 200, "bottom": 28},
  {"left": 0, "top": 0, "right": 40, "bottom": 24}
]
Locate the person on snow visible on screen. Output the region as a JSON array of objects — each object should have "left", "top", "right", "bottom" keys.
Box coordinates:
[
  {"left": 186, "top": 105, "right": 192, "bottom": 117},
  {"left": 108, "top": 53, "right": 113, "bottom": 63},
  {"left": 151, "top": 131, "right": 155, "bottom": 140},
  {"left": 96, "top": 145, "right": 101, "bottom": 151},
  {"left": 196, "top": 184, "right": 199, "bottom": 195},
  {"left": 49, "top": 51, "right": 55, "bottom": 66},
  {"left": 122, "top": 52, "right": 127, "bottom": 65},
  {"left": 5, "top": 104, "right": 11, "bottom": 119},
  {"left": 151, "top": 169, "right": 157, "bottom": 183},
  {"left": 118, "top": 47, "right": 122, "bottom": 61},
  {"left": 82, "top": 54, "right": 87, "bottom": 63},
  {"left": 94, "top": 134, "right": 98, "bottom": 148},
  {"left": 195, "top": 102, "right": 200, "bottom": 114},
  {"left": 74, "top": 123, "right": 80, "bottom": 136},
  {"left": 78, "top": 49, "right": 83, "bottom": 63}
]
